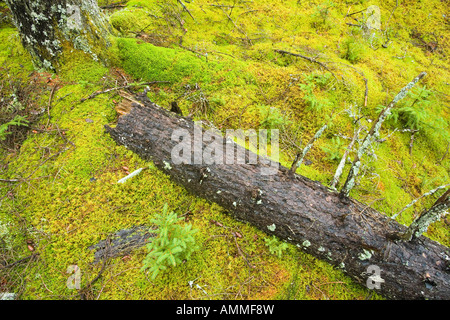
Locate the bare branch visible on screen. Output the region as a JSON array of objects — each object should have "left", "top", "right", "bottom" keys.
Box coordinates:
[
  {"left": 290, "top": 124, "right": 327, "bottom": 174},
  {"left": 392, "top": 183, "right": 450, "bottom": 220},
  {"left": 402, "top": 188, "right": 450, "bottom": 241},
  {"left": 340, "top": 72, "right": 427, "bottom": 197}
]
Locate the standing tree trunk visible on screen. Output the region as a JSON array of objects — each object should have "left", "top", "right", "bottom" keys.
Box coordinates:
[{"left": 5, "top": 0, "right": 111, "bottom": 70}]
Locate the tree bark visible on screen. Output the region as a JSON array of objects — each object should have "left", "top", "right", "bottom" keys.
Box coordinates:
[
  {"left": 104, "top": 97, "right": 450, "bottom": 300},
  {"left": 5, "top": 0, "right": 110, "bottom": 70}
]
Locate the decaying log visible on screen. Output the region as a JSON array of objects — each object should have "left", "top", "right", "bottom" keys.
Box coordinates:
[
  {"left": 104, "top": 97, "right": 450, "bottom": 300},
  {"left": 89, "top": 226, "right": 154, "bottom": 263}
]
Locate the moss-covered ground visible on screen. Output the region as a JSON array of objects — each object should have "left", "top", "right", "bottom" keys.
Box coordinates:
[{"left": 0, "top": 0, "right": 448, "bottom": 300}]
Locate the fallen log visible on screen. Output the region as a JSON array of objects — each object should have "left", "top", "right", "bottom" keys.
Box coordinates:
[
  {"left": 89, "top": 226, "right": 154, "bottom": 263},
  {"left": 104, "top": 97, "right": 450, "bottom": 300}
]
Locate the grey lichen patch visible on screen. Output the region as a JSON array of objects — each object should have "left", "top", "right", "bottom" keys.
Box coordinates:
[
  {"left": 318, "top": 246, "right": 326, "bottom": 252},
  {"left": 267, "top": 224, "right": 276, "bottom": 232},
  {"left": 302, "top": 240, "right": 311, "bottom": 247},
  {"left": 163, "top": 161, "right": 172, "bottom": 170},
  {"left": 358, "top": 249, "right": 373, "bottom": 260}
]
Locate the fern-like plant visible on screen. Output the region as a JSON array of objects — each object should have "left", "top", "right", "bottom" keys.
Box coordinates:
[
  {"left": 259, "top": 105, "right": 286, "bottom": 130},
  {"left": 298, "top": 82, "right": 331, "bottom": 112},
  {"left": 321, "top": 137, "right": 345, "bottom": 162},
  {"left": 141, "top": 204, "right": 199, "bottom": 279},
  {"left": 0, "top": 115, "right": 28, "bottom": 141}
]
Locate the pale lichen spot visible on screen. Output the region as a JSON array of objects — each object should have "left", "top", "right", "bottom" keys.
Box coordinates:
[
  {"left": 267, "top": 224, "right": 276, "bottom": 232},
  {"left": 302, "top": 240, "right": 311, "bottom": 247},
  {"left": 163, "top": 161, "right": 172, "bottom": 170},
  {"left": 358, "top": 249, "right": 373, "bottom": 260}
]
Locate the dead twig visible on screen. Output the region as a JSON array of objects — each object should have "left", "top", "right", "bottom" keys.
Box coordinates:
[
  {"left": 177, "top": 0, "right": 195, "bottom": 21},
  {"left": 290, "top": 124, "right": 328, "bottom": 174},
  {"left": 79, "top": 239, "right": 111, "bottom": 300},
  {"left": 1, "top": 253, "right": 39, "bottom": 269},
  {"left": 392, "top": 183, "right": 450, "bottom": 220},
  {"left": 45, "top": 84, "right": 58, "bottom": 128},
  {"left": 100, "top": 2, "right": 127, "bottom": 9},
  {"left": 274, "top": 49, "right": 338, "bottom": 81},
  {"left": 438, "top": 142, "right": 449, "bottom": 164},
  {"left": 331, "top": 125, "right": 365, "bottom": 189},
  {"left": 80, "top": 81, "right": 169, "bottom": 103},
  {"left": 331, "top": 61, "right": 369, "bottom": 108},
  {"left": 221, "top": 7, "right": 249, "bottom": 41},
  {"left": 409, "top": 129, "right": 419, "bottom": 155}
]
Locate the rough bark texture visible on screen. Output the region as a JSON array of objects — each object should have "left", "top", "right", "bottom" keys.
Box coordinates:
[
  {"left": 5, "top": 0, "right": 110, "bottom": 70},
  {"left": 88, "top": 226, "right": 155, "bottom": 263},
  {"left": 105, "top": 97, "right": 450, "bottom": 300}
]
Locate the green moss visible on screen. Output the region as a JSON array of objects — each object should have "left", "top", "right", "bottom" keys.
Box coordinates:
[
  {"left": 1, "top": 0, "right": 449, "bottom": 301},
  {"left": 109, "top": 8, "right": 154, "bottom": 36},
  {"left": 0, "top": 28, "right": 34, "bottom": 71}
]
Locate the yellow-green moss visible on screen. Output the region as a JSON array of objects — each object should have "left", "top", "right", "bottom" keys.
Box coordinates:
[{"left": 1, "top": 0, "right": 448, "bottom": 301}]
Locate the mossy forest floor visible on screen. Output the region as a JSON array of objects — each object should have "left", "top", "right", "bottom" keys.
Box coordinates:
[{"left": 0, "top": 0, "right": 449, "bottom": 300}]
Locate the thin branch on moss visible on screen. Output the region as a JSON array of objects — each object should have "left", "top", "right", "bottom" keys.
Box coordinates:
[
  {"left": 345, "top": 8, "right": 367, "bottom": 18},
  {"left": 79, "top": 237, "right": 112, "bottom": 300},
  {"left": 290, "top": 124, "right": 328, "bottom": 174},
  {"left": 221, "top": 6, "right": 250, "bottom": 42},
  {"left": 392, "top": 183, "right": 450, "bottom": 220},
  {"left": 331, "top": 61, "right": 369, "bottom": 108},
  {"left": 1, "top": 253, "right": 39, "bottom": 268},
  {"left": 402, "top": 188, "right": 449, "bottom": 241},
  {"left": 0, "top": 178, "right": 20, "bottom": 183},
  {"left": 330, "top": 125, "right": 365, "bottom": 189},
  {"left": 47, "top": 84, "right": 58, "bottom": 120},
  {"left": 79, "top": 81, "right": 169, "bottom": 103},
  {"left": 382, "top": 0, "right": 400, "bottom": 48},
  {"left": 100, "top": 2, "right": 127, "bottom": 10},
  {"left": 177, "top": 0, "right": 195, "bottom": 21},
  {"left": 208, "top": 4, "right": 244, "bottom": 9},
  {"left": 274, "top": 49, "right": 338, "bottom": 81},
  {"left": 408, "top": 129, "right": 419, "bottom": 155},
  {"left": 439, "top": 142, "right": 450, "bottom": 164}
]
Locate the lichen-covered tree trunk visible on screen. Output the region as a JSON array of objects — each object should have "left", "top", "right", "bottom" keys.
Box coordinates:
[
  {"left": 5, "top": 0, "right": 110, "bottom": 70},
  {"left": 105, "top": 97, "right": 450, "bottom": 300}
]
